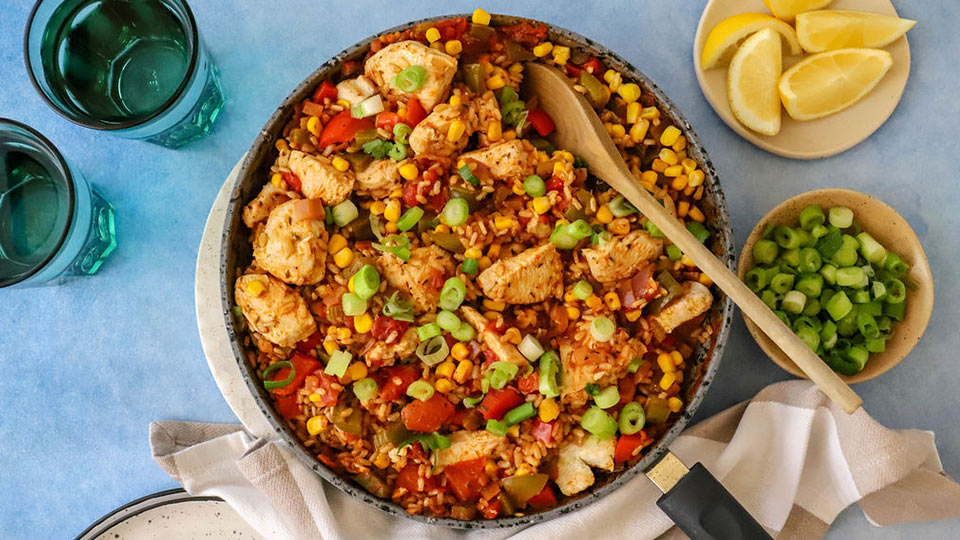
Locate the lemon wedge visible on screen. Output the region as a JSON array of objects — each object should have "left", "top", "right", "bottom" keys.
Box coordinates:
[
  {"left": 701, "top": 13, "right": 801, "bottom": 70},
  {"left": 762, "top": 0, "right": 834, "bottom": 22},
  {"left": 779, "top": 48, "right": 893, "bottom": 120},
  {"left": 727, "top": 28, "right": 782, "bottom": 135},
  {"left": 796, "top": 10, "right": 917, "bottom": 53}
]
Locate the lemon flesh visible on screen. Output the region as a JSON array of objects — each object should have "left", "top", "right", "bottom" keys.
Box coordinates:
[
  {"left": 796, "top": 10, "right": 917, "bottom": 53},
  {"left": 701, "top": 13, "right": 801, "bottom": 70},
  {"left": 762, "top": 0, "right": 834, "bottom": 22},
  {"left": 779, "top": 48, "right": 893, "bottom": 120},
  {"left": 728, "top": 28, "right": 783, "bottom": 135}
]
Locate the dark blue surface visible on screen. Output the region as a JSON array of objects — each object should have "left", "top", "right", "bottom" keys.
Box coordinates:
[{"left": 1, "top": 1, "right": 957, "bottom": 538}]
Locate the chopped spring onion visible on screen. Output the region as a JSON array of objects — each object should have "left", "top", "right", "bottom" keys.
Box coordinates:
[
  {"left": 262, "top": 361, "right": 294, "bottom": 390},
  {"left": 517, "top": 334, "right": 545, "bottom": 362},
  {"left": 436, "top": 310, "right": 461, "bottom": 332},
  {"left": 341, "top": 292, "right": 367, "bottom": 317},
  {"left": 580, "top": 406, "right": 618, "bottom": 439},
  {"left": 331, "top": 200, "right": 359, "bottom": 226},
  {"left": 504, "top": 402, "right": 536, "bottom": 426},
  {"left": 645, "top": 220, "right": 664, "bottom": 239},
  {"left": 753, "top": 239, "right": 779, "bottom": 265},
  {"left": 451, "top": 321, "right": 476, "bottom": 342},
  {"left": 883, "top": 252, "right": 908, "bottom": 277},
  {"left": 487, "top": 361, "right": 519, "bottom": 390},
  {"left": 836, "top": 267, "right": 865, "bottom": 288},
  {"left": 591, "top": 224, "right": 611, "bottom": 246},
  {"left": 627, "top": 357, "right": 643, "bottom": 373},
  {"left": 687, "top": 221, "right": 710, "bottom": 243},
  {"left": 666, "top": 244, "right": 683, "bottom": 261},
  {"left": 825, "top": 290, "right": 853, "bottom": 321},
  {"left": 463, "top": 395, "right": 483, "bottom": 408},
  {"left": 458, "top": 163, "right": 480, "bottom": 186},
  {"left": 798, "top": 247, "right": 822, "bottom": 273},
  {"left": 745, "top": 267, "right": 770, "bottom": 292},
  {"left": 393, "top": 123, "right": 412, "bottom": 144},
  {"left": 594, "top": 386, "right": 620, "bottom": 409},
  {"left": 406, "top": 380, "right": 435, "bottom": 401},
  {"left": 799, "top": 204, "right": 825, "bottom": 231},
  {"left": 550, "top": 223, "right": 579, "bottom": 249},
  {"left": 774, "top": 225, "right": 802, "bottom": 249},
  {"left": 885, "top": 278, "right": 906, "bottom": 304},
  {"left": 523, "top": 175, "right": 546, "bottom": 197},
  {"left": 811, "top": 224, "right": 828, "bottom": 238},
  {"left": 828, "top": 206, "right": 854, "bottom": 229},
  {"left": 590, "top": 316, "right": 615, "bottom": 342},
  {"left": 352, "top": 378, "right": 379, "bottom": 403},
  {"left": 387, "top": 142, "right": 407, "bottom": 161},
  {"left": 567, "top": 219, "right": 593, "bottom": 240},
  {"left": 618, "top": 401, "right": 646, "bottom": 434},
  {"left": 393, "top": 65, "right": 427, "bottom": 93},
  {"left": 609, "top": 195, "right": 637, "bottom": 217},
  {"left": 415, "top": 335, "right": 449, "bottom": 366},
  {"left": 572, "top": 279, "right": 593, "bottom": 300},
  {"left": 351, "top": 94, "right": 384, "bottom": 119},
  {"left": 439, "top": 277, "right": 466, "bottom": 310},
  {"left": 461, "top": 258, "right": 479, "bottom": 275},
  {"left": 856, "top": 232, "right": 888, "bottom": 264},
  {"left": 441, "top": 198, "right": 469, "bottom": 227},
  {"left": 372, "top": 234, "right": 411, "bottom": 262},
  {"left": 782, "top": 290, "right": 807, "bottom": 314},
  {"left": 538, "top": 351, "right": 560, "bottom": 398},
  {"left": 417, "top": 322, "right": 442, "bottom": 342},
  {"left": 486, "top": 419, "right": 508, "bottom": 437},
  {"left": 382, "top": 291, "right": 415, "bottom": 322},
  {"left": 352, "top": 264, "right": 380, "bottom": 300},
  {"left": 857, "top": 312, "right": 880, "bottom": 339},
  {"left": 325, "top": 350, "right": 352, "bottom": 378},
  {"left": 770, "top": 273, "right": 795, "bottom": 294},
  {"left": 795, "top": 273, "right": 823, "bottom": 298},
  {"left": 397, "top": 207, "right": 424, "bottom": 232}
]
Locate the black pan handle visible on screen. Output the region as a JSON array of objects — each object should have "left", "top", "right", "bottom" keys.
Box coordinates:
[{"left": 656, "top": 462, "right": 771, "bottom": 540}]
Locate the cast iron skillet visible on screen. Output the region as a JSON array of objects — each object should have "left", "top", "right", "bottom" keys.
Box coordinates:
[{"left": 220, "top": 13, "right": 735, "bottom": 529}]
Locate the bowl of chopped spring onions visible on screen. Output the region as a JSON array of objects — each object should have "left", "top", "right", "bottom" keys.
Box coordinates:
[{"left": 738, "top": 189, "right": 933, "bottom": 383}]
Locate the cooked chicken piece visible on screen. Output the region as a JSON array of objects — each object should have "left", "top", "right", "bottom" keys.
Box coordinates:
[
  {"left": 458, "top": 140, "right": 538, "bottom": 181},
  {"left": 471, "top": 91, "right": 502, "bottom": 147},
  {"left": 477, "top": 243, "right": 563, "bottom": 304},
  {"left": 559, "top": 323, "right": 646, "bottom": 406},
  {"left": 649, "top": 281, "right": 713, "bottom": 336},
  {"left": 235, "top": 274, "right": 317, "bottom": 348},
  {"left": 556, "top": 436, "right": 616, "bottom": 496},
  {"left": 582, "top": 230, "right": 663, "bottom": 283},
  {"left": 460, "top": 306, "right": 528, "bottom": 367},
  {"left": 355, "top": 159, "right": 403, "bottom": 199},
  {"left": 252, "top": 199, "right": 328, "bottom": 285},
  {"left": 364, "top": 40, "right": 458, "bottom": 111},
  {"left": 435, "top": 430, "right": 508, "bottom": 471},
  {"left": 243, "top": 183, "right": 299, "bottom": 228},
  {"left": 377, "top": 245, "right": 455, "bottom": 313},
  {"left": 363, "top": 326, "right": 418, "bottom": 367},
  {"left": 287, "top": 150, "right": 355, "bottom": 205},
  {"left": 408, "top": 103, "right": 474, "bottom": 157}
]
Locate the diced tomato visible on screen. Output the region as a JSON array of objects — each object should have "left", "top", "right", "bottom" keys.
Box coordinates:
[
  {"left": 396, "top": 464, "right": 441, "bottom": 493},
  {"left": 376, "top": 364, "right": 419, "bottom": 402},
  {"left": 296, "top": 332, "right": 324, "bottom": 353},
  {"left": 581, "top": 57, "right": 605, "bottom": 75},
  {"left": 282, "top": 172, "right": 302, "bottom": 193},
  {"left": 314, "top": 371, "right": 342, "bottom": 407},
  {"left": 614, "top": 431, "right": 652, "bottom": 464},
  {"left": 660, "top": 334, "right": 676, "bottom": 348},
  {"left": 530, "top": 419, "right": 554, "bottom": 444},
  {"left": 275, "top": 393, "right": 301, "bottom": 419},
  {"left": 480, "top": 348, "right": 499, "bottom": 370},
  {"left": 402, "top": 180, "right": 420, "bottom": 208},
  {"left": 341, "top": 60, "right": 361, "bottom": 77},
  {"left": 401, "top": 394, "right": 456, "bottom": 432},
  {"left": 618, "top": 374, "right": 637, "bottom": 407},
  {"left": 481, "top": 498, "right": 501, "bottom": 519},
  {"left": 526, "top": 483, "right": 557, "bottom": 507},
  {"left": 563, "top": 62, "right": 582, "bottom": 77},
  {"left": 426, "top": 187, "right": 449, "bottom": 213},
  {"left": 517, "top": 373, "right": 539, "bottom": 394},
  {"left": 403, "top": 97, "right": 427, "bottom": 127},
  {"left": 434, "top": 17, "right": 468, "bottom": 41},
  {"left": 443, "top": 458, "right": 488, "bottom": 501},
  {"left": 526, "top": 109, "right": 555, "bottom": 136},
  {"left": 545, "top": 176, "right": 564, "bottom": 192},
  {"left": 501, "top": 22, "right": 548, "bottom": 47},
  {"left": 478, "top": 388, "right": 524, "bottom": 421},
  {"left": 318, "top": 110, "right": 374, "bottom": 147},
  {"left": 317, "top": 451, "right": 337, "bottom": 468},
  {"left": 376, "top": 111, "right": 400, "bottom": 131},
  {"left": 370, "top": 316, "right": 409, "bottom": 341},
  {"left": 271, "top": 352, "right": 321, "bottom": 396},
  {"left": 312, "top": 80, "right": 337, "bottom": 103}
]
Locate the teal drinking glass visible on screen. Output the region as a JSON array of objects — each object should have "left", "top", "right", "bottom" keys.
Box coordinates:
[
  {"left": 24, "top": 0, "right": 224, "bottom": 148},
  {"left": 0, "top": 119, "right": 117, "bottom": 289}
]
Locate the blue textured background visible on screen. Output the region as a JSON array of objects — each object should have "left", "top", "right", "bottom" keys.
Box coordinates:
[{"left": 1, "top": 1, "right": 957, "bottom": 538}]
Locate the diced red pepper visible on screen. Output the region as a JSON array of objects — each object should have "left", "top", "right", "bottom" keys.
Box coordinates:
[
  {"left": 564, "top": 63, "right": 583, "bottom": 77},
  {"left": 282, "top": 172, "right": 302, "bottom": 193},
  {"left": 443, "top": 457, "right": 488, "bottom": 501},
  {"left": 271, "top": 352, "right": 321, "bottom": 397},
  {"left": 478, "top": 388, "right": 525, "bottom": 421},
  {"left": 314, "top": 371, "right": 342, "bottom": 407},
  {"left": 403, "top": 97, "right": 427, "bottom": 127},
  {"left": 375, "top": 111, "right": 400, "bottom": 132},
  {"left": 517, "top": 372, "right": 539, "bottom": 394},
  {"left": 370, "top": 316, "right": 409, "bottom": 341},
  {"left": 401, "top": 394, "right": 456, "bottom": 432},
  {"left": 318, "top": 110, "right": 374, "bottom": 147},
  {"left": 434, "top": 17, "right": 468, "bottom": 41},
  {"left": 312, "top": 80, "right": 337, "bottom": 103},
  {"left": 530, "top": 419, "right": 554, "bottom": 444},
  {"left": 526, "top": 108, "right": 555, "bottom": 136},
  {"left": 481, "top": 498, "right": 501, "bottom": 519},
  {"left": 546, "top": 176, "right": 564, "bottom": 192},
  {"left": 296, "top": 332, "right": 324, "bottom": 353},
  {"left": 614, "top": 431, "right": 652, "bottom": 464},
  {"left": 396, "top": 463, "right": 441, "bottom": 493},
  {"left": 581, "top": 57, "right": 605, "bottom": 75},
  {"left": 376, "top": 364, "right": 419, "bottom": 402},
  {"left": 526, "top": 483, "right": 557, "bottom": 507},
  {"left": 275, "top": 393, "right": 301, "bottom": 419},
  {"left": 402, "top": 180, "right": 420, "bottom": 208}
]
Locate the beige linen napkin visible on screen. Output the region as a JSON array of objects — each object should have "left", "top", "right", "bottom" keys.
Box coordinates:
[{"left": 150, "top": 381, "right": 960, "bottom": 539}]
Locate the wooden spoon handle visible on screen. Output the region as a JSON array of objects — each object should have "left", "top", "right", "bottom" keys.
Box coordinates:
[{"left": 610, "top": 167, "right": 862, "bottom": 413}]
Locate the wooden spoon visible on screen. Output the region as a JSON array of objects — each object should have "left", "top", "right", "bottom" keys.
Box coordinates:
[{"left": 524, "top": 62, "right": 862, "bottom": 413}]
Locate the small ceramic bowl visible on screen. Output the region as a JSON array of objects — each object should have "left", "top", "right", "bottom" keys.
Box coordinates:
[{"left": 737, "top": 189, "right": 933, "bottom": 383}]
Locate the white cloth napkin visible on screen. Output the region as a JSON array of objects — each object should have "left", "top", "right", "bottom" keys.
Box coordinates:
[{"left": 150, "top": 381, "right": 960, "bottom": 539}]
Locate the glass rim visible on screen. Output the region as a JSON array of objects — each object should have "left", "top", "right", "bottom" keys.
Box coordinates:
[
  {"left": 0, "top": 118, "right": 76, "bottom": 288},
  {"left": 22, "top": 0, "right": 201, "bottom": 132}
]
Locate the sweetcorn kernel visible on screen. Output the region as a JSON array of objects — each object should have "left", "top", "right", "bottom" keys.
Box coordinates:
[
  {"left": 483, "top": 298, "right": 506, "bottom": 311},
  {"left": 307, "top": 116, "right": 322, "bottom": 137},
  {"left": 435, "top": 378, "right": 454, "bottom": 393},
  {"left": 486, "top": 75, "right": 505, "bottom": 90},
  {"left": 668, "top": 397, "right": 684, "bottom": 413},
  {"left": 354, "top": 312, "right": 373, "bottom": 333},
  {"left": 398, "top": 163, "right": 419, "bottom": 181},
  {"left": 603, "top": 292, "right": 621, "bottom": 311},
  {"left": 618, "top": 83, "right": 641, "bottom": 103},
  {"left": 331, "top": 155, "right": 350, "bottom": 172},
  {"left": 453, "top": 360, "right": 473, "bottom": 383},
  {"left": 670, "top": 350, "right": 684, "bottom": 364},
  {"left": 532, "top": 196, "right": 552, "bottom": 214},
  {"left": 503, "top": 327, "right": 522, "bottom": 344},
  {"left": 688, "top": 206, "right": 705, "bottom": 222},
  {"left": 626, "top": 102, "right": 641, "bottom": 124},
  {"left": 688, "top": 169, "right": 705, "bottom": 188},
  {"left": 657, "top": 353, "right": 676, "bottom": 373},
  {"left": 246, "top": 280, "right": 266, "bottom": 296},
  {"left": 384, "top": 200, "right": 402, "bottom": 222},
  {"left": 464, "top": 247, "right": 482, "bottom": 259},
  {"left": 486, "top": 120, "right": 503, "bottom": 142},
  {"left": 328, "top": 234, "right": 348, "bottom": 255},
  {"left": 336, "top": 326, "right": 353, "bottom": 341},
  {"left": 306, "top": 416, "right": 324, "bottom": 435},
  {"left": 660, "top": 372, "right": 677, "bottom": 390},
  {"left": 625, "top": 309, "right": 643, "bottom": 322},
  {"left": 472, "top": 8, "right": 491, "bottom": 25},
  {"left": 699, "top": 273, "right": 714, "bottom": 287},
  {"left": 533, "top": 42, "right": 553, "bottom": 57},
  {"left": 373, "top": 453, "right": 390, "bottom": 469},
  {"left": 566, "top": 305, "right": 580, "bottom": 320},
  {"left": 346, "top": 362, "right": 368, "bottom": 381},
  {"left": 506, "top": 424, "right": 520, "bottom": 437},
  {"left": 323, "top": 340, "right": 338, "bottom": 355},
  {"left": 425, "top": 27, "right": 441, "bottom": 43},
  {"left": 271, "top": 173, "right": 283, "bottom": 187},
  {"left": 552, "top": 45, "right": 571, "bottom": 65},
  {"left": 539, "top": 398, "right": 559, "bottom": 422},
  {"left": 660, "top": 125, "right": 682, "bottom": 146},
  {"left": 585, "top": 294, "right": 603, "bottom": 311},
  {"left": 369, "top": 201, "right": 386, "bottom": 216},
  {"left": 451, "top": 343, "right": 470, "bottom": 361},
  {"left": 333, "top": 248, "right": 354, "bottom": 268},
  {"left": 596, "top": 205, "right": 614, "bottom": 224},
  {"left": 445, "top": 39, "right": 463, "bottom": 55},
  {"left": 436, "top": 360, "right": 456, "bottom": 379},
  {"left": 629, "top": 119, "right": 650, "bottom": 142}
]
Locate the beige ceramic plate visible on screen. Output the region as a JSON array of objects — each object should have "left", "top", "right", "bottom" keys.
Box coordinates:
[
  {"left": 737, "top": 189, "right": 933, "bottom": 383},
  {"left": 693, "top": 0, "right": 911, "bottom": 159}
]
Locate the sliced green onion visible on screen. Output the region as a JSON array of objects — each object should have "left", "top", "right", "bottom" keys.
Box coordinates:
[
  {"left": 486, "top": 419, "right": 508, "bottom": 437},
  {"left": 441, "top": 198, "right": 469, "bottom": 227},
  {"left": 687, "top": 222, "right": 710, "bottom": 243},
  {"left": 538, "top": 351, "right": 560, "bottom": 398},
  {"left": 351, "top": 94, "right": 385, "bottom": 118},
  {"left": 796, "top": 273, "right": 823, "bottom": 298},
  {"left": 451, "top": 321, "right": 476, "bottom": 342},
  {"left": 416, "top": 335, "right": 449, "bottom": 366},
  {"left": 857, "top": 312, "right": 880, "bottom": 339},
  {"left": 332, "top": 200, "right": 359, "bottom": 226},
  {"left": 353, "top": 264, "right": 380, "bottom": 300},
  {"left": 795, "top": 326, "right": 820, "bottom": 350},
  {"left": 417, "top": 322, "right": 442, "bottom": 342},
  {"left": 439, "top": 277, "right": 466, "bottom": 310},
  {"left": 825, "top": 290, "right": 853, "bottom": 321},
  {"left": 865, "top": 337, "right": 886, "bottom": 353},
  {"left": 884, "top": 300, "right": 905, "bottom": 321},
  {"left": 590, "top": 316, "right": 615, "bottom": 342},
  {"left": 609, "top": 195, "right": 637, "bottom": 217},
  {"left": 504, "top": 402, "right": 536, "bottom": 426},
  {"left": 761, "top": 289, "right": 778, "bottom": 309},
  {"left": 811, "top": 224, "right": 828, "bottom": 238},
  {"left": 798, "top": 248, "right": 822, "bottom": 273},
  {"left": 572, "top": 279, "right": 593, "bottom": 300},
  {"left": 619, "top": 401, "right": 646, "bottom": 434},
  {"left": 406, "top": 380, "right": 435, "bottom": 401},
  {"left": 262, "top": 361, "right": 294, "bottom": 390},
  {"left": 745, "top": 267, "right": 770, "bottom": 292},
  {"left": 387, "top": 142, "right": 407, "bottom": 161},
  {"left": 341, "top": 292, "right": 367, "bottom": 317},
  {"left": 550, "top": 224, "right": 579, "bottom": 249},
  {"left": 523, "top": 175, "right": 546, "bottom": 197},
  {"left": 518, "top": 334, "right": 545, "bottom": 362},
  {"left": 394, "top": 65, "right": 427, "bottom": 93},
  {"left": 645, "top": 220, "right": 664, "bottom": 239},
  {"left": 770, "top": 273, "right": 795, "bottom": 294},
  {"left": 594, "top": 386, "right": 620, "bottom": 409},
  {"left": 372, "top": 234, "right": 411, "bottom": 262},
  {"left": 463, "top": 395, "right": 483, "bottom": 408},
  {"left": 566, "top": 219, "right": 593, "bottom": 240},
  {"left": 828, "top": 206, "right": 854, "bottom": 229},
  {"left": 382, "top": 291, "right": 415, "bottom": 322},
  {"left": 836, "top": 267, "right": 865, "bottom": 288},
  {"left": 458, "top": 163, "right": 480, "bottom": 186},
  {"left": 883, "top": 252, "right": 908, "bottom": 277},
  {"left": 580, "top": 406, "right": 618, "bottom": 439},
  {"left": 461, "top": 258, "right": 479, "bottom": 275},
  {"left": 780, "top": 248, "right": 801, "bottom": 267},
  {"left": 666, "top": 244, "right": 683, "bottom": 261},
  {"left": 856, "top": 232, "right": 887, "bottom": 264},
  {"left": 436, "top": 310, "right": 461, "bottom": 332},
  {"left": 782, "top": 290, "right": 807, "bottom": 314},
  {"left": 393, "top": 123, "right": 412, "bottom": 144},
  {"left": 884, "top": 278, "right": 906, "bottom": 304},
  {"left": 627, "top": 358, "right": 643, "bottom": 373},
  {"left": 871, "top": 280, "right": 887, "bottom": 301},
  {"left": 799, "top": 204, "right": 825, "bottom": 231},
  {"left": 487, "top": 361, "right": 519, "bottom": 390},
  {"left": 753, "top": 239, "right": 779, "bottom": 265},
  {"left": 820, "top": 264, "right": 838, "bottom": 285},
  {"left": 774, "top": 225, "right": 802, "bottom": 249},
  {"left": 325, "top": 350, "right": 352, "bottom": 378},
  {"left": 397, "top": 207, "right": 424, "bottom": 232},
  {"left": 352, "top": 378, "right": 379, "bottom": 403}
]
